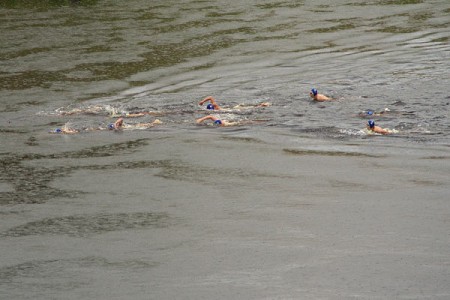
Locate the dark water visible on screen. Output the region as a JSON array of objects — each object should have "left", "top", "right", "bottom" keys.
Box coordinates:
[{"left": 1, "top": 0, "right": 450, "bottom": 299}]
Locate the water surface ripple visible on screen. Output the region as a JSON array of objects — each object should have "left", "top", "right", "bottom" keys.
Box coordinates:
[{"left": 1, "top": 1, "right": 449, "bottom": 299}]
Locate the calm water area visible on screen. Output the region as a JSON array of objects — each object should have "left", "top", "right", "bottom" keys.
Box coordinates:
[{"left": 1, "top": 0, "right": 449, "bottom": 299}]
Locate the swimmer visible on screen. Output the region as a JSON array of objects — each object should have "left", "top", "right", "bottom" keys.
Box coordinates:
[
  {"left": 309, "top": 88, "right": 332, "bottom": 101},
  {"left": 131, "top": 119, "right": 163, "bottom": 129},
  {"left": 199, "top": 96, "right": 271, "bottom": 111},
  {"left": 49, "top": 124, "right": 79, "bottom": 134},
  {"left": 121, "top": 111, "right": 165, "bottom": 118},
  {"left": 55, "top": 104, "right": 118, "bottom": 116},
  {"left": 358, "top": 108, "right": 390, "bottom": 117},
  {"left": 55, "top": 106, "right": 96, "bottom": 116},
  {"left": 199, "top": 96, "right": 222, "bottom": 110},
  {"left": 196, "top": 115, "right": 267, "bottom": 127},
  {"left": 108, "top": 117, "right": 162, "bottom": 130},
  {"left": 196, "top": 115, "right": 234, "bottom": 126},
  {"left": 104, "top": 108, "right": 166, "bottom": 118},
  {"left": 54, "top": 104, "right": 165, "bottom": 118},
  {"left": 367, "top": 120, "right": 390, "bottom": 135},
  {"left": 108, "top": 117, "right": 124, "bottom": 130},
  {"left": 50, "top": 117, "right": 162, "bottom": 134},
  {"left": 50, "top": 127, "right": 79, "bottom": 134},
  {"left": 196, "top": 115, "right": 263, "bottom": 127},
  {"left": 232, "top": 102, "right": 271, "bottom": 109}
]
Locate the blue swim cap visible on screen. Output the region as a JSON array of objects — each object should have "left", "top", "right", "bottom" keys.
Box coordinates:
[
  {"left": 55, "top": 128, "right": 62, "bottom": 133},
  {"left": 368, "top": 120, "right": 375, "bottom": 128},
  {"left": 108, "top": 123, "right": 115, "bottom": 130},
  {"left": 367, "top": 110, "right": 374, "bottom": 115},
  {"left": 311, "top": 88, "right": 318, "bottom": 96},
  {"left": 206, "top": 104, "right": 214, "bottom": 110},
  {"left": 214, "top": 119, "right": 222, "bottom": 125}
]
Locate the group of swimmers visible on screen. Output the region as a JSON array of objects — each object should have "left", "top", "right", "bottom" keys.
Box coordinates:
[
  {"left": 50, "top": 107, "right": 164, "bottom": 134},
  {"left": 309, "top": 88, "right": 394, "bottom": 135},
  {"left": 50, "top": 95, "right": 271, "bottom": 133},
  {"left": 195, "top": 96, "right": 271, "bottom": 127},
  {"left": 196, "top": 90, "right": 394, "bottom": 134},
  {"left": 50, "top": 89, "right": 394, "bottom": 135}
]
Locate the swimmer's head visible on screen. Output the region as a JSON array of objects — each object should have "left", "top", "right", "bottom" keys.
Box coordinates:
[
  {"left": 206, "top": 104, "right": 214, "bottom": 110},
  {"left": 214, "top": 119, "right": 222, "bottom": 125},
  {"left": 366, "top": 110, "right": 374, "bottom": 116},
  {"left": 368, "top": 120, "right": 375, "bottom": 128},
  {"left": 53, "top": 128, "right": 62, "bottom": 133},
  {"left": 311, "top": 88, "right": 318, "bottom": 96},
  {"left": 108, "top": 123, "right": 115, "bottom": 130}
]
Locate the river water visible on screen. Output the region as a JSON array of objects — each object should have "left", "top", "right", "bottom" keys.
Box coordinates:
[{"left": 1, "top": 0, "right": 449, "bottom": 299}]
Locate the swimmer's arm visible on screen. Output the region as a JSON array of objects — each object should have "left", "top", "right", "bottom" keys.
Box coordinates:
[
  {"left": 196, "top": 115, "right": 219, "bottom": 124},
  {"left": 125, "top": 112, "right": 148, "bottom": 117},
  {"left": 199, "top": 96, "right": 221, "bottom": 110},
  {"left": 114, "top": 117, "right": 124, "bottom": 128},
  {"left": 199, "top": 96, "right": 215, "bottom": 105}
]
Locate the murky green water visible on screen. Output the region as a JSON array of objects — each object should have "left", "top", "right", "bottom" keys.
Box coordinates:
[{"left": 1, "top": 0, "right": 449, "bottom": 299}]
